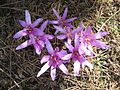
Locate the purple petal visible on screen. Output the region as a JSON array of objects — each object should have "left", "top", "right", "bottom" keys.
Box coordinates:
[
  {"left": 52, "top": 8, "right": 60, "bottom": 19},
  {"left": 57, "top": 50, "right": 67, "bottom": 58},
  {"left": 81, "top": 60, "right": 93, "bottom": 70},
  {"left": 74, "top": 33, "right": 79, "bottom": 47},
  {"left": 32, "top": 18, "right": 43, "bottom": 27},
  {"left": 58, "top": 64, "right": 68, "bottom": 75},
  {"left": 37, "top": 40, "right": 45, "bottom": 48},
  {"left": 50, "top": 66, "right": 56, "bottom": 81},
  {"left": 33, "top": 28, "right": 44, "bottom": 36},
  {"left": 84, "top": 26, "right": 93, "bottom": 35},
  {"left": 40, "top": 20, "right": 48, "bottom": 31},
  {"left": 33, "top": 44, "right": 42, "bottom": 55},
  {"left": 91, "top": 40, "right": 110, "bottom": 49},
  {"left": 53, "top": 25, "right": 66, "bottom": 33},
  {"left": 16, "top": 40, "right": 32, "bottom": 50},
  {"left": 45, "top": 34, "right": 54, "bottom": 39},
  {"left": 62, "top": 7, "right": 68, "bottom": 19},
  {"left": 19, "top": 20, "right": 27, "bottom": 27},
  {"left": 74, "top": 60, "right": 80, "bottom": 76},
  {"left": 41, "top": 55, "right": 50, "bottom": 64},
  {"left": 57, "top": 35, "right": 66, "bottom": 40},
  {"left": 25, "top": 10, "right": 31, "bottom": 25},
  {"left": 13, "top": 29, "right": 27, "bottom": 38},
  {"left": 37, "top": 61, "right": 50, "bottom": 77},
  {"left": 66, "top": 17, "right": 77, "bottom": 23},
  {"left": 65, "top": 42, "right": 74, "bottom": 52},
  {"left": 61, "top": 53, "right": 72, "bottom": 60},
  {"left": 94, "top": 32, "right": 109, "bottom": 39},
  {"left": 49, "top": 20, "right": 58, "bottom": 24},
  {"left": 67, "top": 38, "right": 72, "bottom": 45},
  {"left": 45, "top": 40, "right": 54, "bottom": 54}
]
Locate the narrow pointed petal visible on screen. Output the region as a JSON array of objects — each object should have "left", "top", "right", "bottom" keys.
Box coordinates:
[
  {"left": 65, "top": 42, "right": 74, "bottom": 52},
  {"left": 59, "top": 64, "right": 68, "bottom": 75},
  {"left": 32, "top": 18, "right": 43, "bottom": 27},
  {"left": 57, "top": 50, "right": 67, "bottom": 58},
  {"left": 25, "top": 10, "right": 31, "bottom": 25},
  {"left": 19, "top": 20, "right": 27, "bottom": 27},
  {"left": 33, "top": 28, "right": 44, "bottom": 36},
  {"left": 74, "top": 33, "right": 79, "bottom": 47},
  {"left": 53, "top": 25, "right": 66, "bottom": 33},
  {"left": 92, "top": 40, "right": 110, "bottom": 49},
  {"left": 85, "top": 26, "right": 93, "bottom": 35},
  {"left": 34, "top": 44, "right": 42, "bottom": 55},
  {"left": 94, "top": 32, "right": 109, "bottom": 39},
  {"left": 66, "top": 17, "right": 77, "bottom": 23},
  {"left": 45, "top": 40, "right": 54, "bottom": 54},
  {"left": 45, "top": 34, "right": 54, "bottom": 39},
  {"left": 16, "top": 40, "right": 32, "bottom": 50},
  {"left": 40, "top": 20, "right": 48, "bottom": 31},
  {"left": 50, "top": 66, "right": 56, "bottom": 81},
  {"left": 52, "top": 8, "right": 60, "bottom": 19},
  {"left": 37, "top": 61, "right": 50, "bottom": 77},
  {"left": 74, "top": 60, "right": 80, "bottom": 76},
  {"left": 61, "top": 53, "right": 72, "bottom": 60},
  {"left": 57, "top": 35, "right": 66, "bottom": 40},
  {"left": 13, "top": 29, "right": 27, "bottom": 38},
  {"left": 41, "top": 55, "right": 50, "bottom": 64},
  {"left": 38, "top": 40, "right": 45, "bottom": 48},
  {"left": 62, "top": 7, "right": 68, "bottom": 19},
  {"left": 81, "top": 60, "right": 93, "bottom": 70},
  {"left": 49, "top": 20, "right": 58, "bottom": 24}
]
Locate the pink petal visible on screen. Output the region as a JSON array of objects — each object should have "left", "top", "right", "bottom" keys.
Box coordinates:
[
  {"left": 92, "top": 40, "right": 110, "bottom": 49},
  {"left": 57, "top": 35, "right": 66, "bottom": 40},
  {"left": 33, "top": 44, "right": 42, "bottom": 55},
  {"left": 67, "top": 38, "right": 72, "bottom": 44},
  {"left": 74, "top": 33, "right": 79, "bottom": 47},
  {"left": 74, "top": 60, "right": 80, "bottom": 76},
  {"left": 62, "top": 7, "right": 68, "bottom": 19},
  {"left": 16, "top": 40, "right": 32, "bottom": 50},
  {"left": 66, "top": 17, "right": 77, "bottom": 23},
  {"left": 84, "top": 26, "right": 93, "bottom": 35},
  {"left": 45, "top": 40, "right": 54, "bottom": 54},
  {"left": 50, "top": 66, "right": 56, "bottom": 81},
  {"left": 32, "top": 18, "right": 43, "bottom": 27},
  {"left": 40, "top": 20, "right": 48, "bottom": 31},
  {"left": 94, "top": 32, "right": 109, "bottom": 39},
  {"left": 19, "top": 20, "right": 27, "bottom": 27},
  {"left": 52, "top": 8, "right": 60, "bottom": 19},
  {"left": 65, "top": 42, "right": 74, "bottom": 52},
  {"left": 61, "top": 54, "right": 72, "bottom": 60},
  {"left": 81, "top": 60, "right": 93, "bottom": 70},
  {"left": 13, "top": 29, "right": 27, "bottom": 38},
  {"left": 58, "top": 64, "right": 68, "bottom": 75},
  {"left": 37, "top": 61, "right": 50, "bottom": 77},
  {"left": 25, "top": 10, "right": 31, "bottom": 25},
  {"left": 41, "top": 55, "right": 50, "bottom": 64}
]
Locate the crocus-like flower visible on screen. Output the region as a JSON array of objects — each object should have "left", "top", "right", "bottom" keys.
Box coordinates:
[
  {"left": 49, "top": 7, "right": 77, "bottom": 29},
  {"left": 15, "top": 20, "right": 54, "bottom": 55},
  {"left": 37, "top": 40, "right": 69, "bottom": 81},
  {"left": 80, "top": 26, "right": 110, "bottom": 49},
  {"left": 53, "top": 23, "right": 84, "bottom": 44},
  {"left": 62, "top": 34, "right": 93, "bottom": 76},
  {"left": 13, "top": 10, "right": 43, "bottom": 39}
]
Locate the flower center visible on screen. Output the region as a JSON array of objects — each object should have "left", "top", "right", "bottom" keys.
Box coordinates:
[{"left": 26, "top": 26, "right": 33, "bottom": 34}]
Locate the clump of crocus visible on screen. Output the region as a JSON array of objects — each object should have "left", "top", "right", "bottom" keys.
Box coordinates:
[
  {"left": 13, "top": 10, "right": 43, "bottom": 38},
  {"left": 13, "top": 9, "right": 110, "bottom": 81},
  {"left": 49, "top": 7, "right": 77, "bottom": 32},
  {"left": 37, "top": 40, "right": 69, "bottom": 80}
]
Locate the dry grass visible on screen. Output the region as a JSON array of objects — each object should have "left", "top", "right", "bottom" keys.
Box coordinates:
[{"left": 0, "top": 0, "right": 120, "bottom": 90}]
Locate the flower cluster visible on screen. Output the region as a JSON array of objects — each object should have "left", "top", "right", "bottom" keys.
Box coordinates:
[{"left": 13, "top": 8, "right": 110, "bottom": 81}]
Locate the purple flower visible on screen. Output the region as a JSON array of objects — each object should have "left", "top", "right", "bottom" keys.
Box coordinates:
[
  {"left": 80, "top": 26, "right": 110, "bottom": 49},
  {"left": 62, "top": 34, "right": 93, "bottom": 76},
  {"left": 37, "top": 40, "right": 69, "bottom": 81},
  {"left": 53, "top": 23, "right": 84, "bottom": 44},
  {"left": 13, "top": 10, "right": 43, "bottom": 39},
  {"left": 15, "top": 21, "right": 54, "bottom": 55},
  {"left": 49, "top": 7, "right": 77, "bottom": 29}
]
